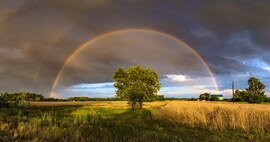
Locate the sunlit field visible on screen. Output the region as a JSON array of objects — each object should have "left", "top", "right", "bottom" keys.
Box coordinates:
[
  {"left": 152, "top": 101, "right": 270, "bottom": 132},
  {"left": 1, "top": 101, "right": 270, "bottom": 142}
]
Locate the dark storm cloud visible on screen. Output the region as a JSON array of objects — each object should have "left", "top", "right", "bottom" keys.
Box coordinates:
[
  {"left": 191, "top": 0, "right": 270, "bottom": 57},
  {"left": 196, "top": 0, "right": 270, "bottom": 44},
  {"left": 0, "top": 0, "right": 269, "bottom": 96}
]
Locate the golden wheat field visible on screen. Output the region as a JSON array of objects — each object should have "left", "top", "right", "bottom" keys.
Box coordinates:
[{"left": 152, "top": 101, "right": 270, "bottom": 132}]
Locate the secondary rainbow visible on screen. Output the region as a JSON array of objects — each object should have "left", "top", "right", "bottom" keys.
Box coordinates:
[
  {"left": 50, "top": 29, "right": 219, "bottom": 97},
  {"left": 32, "top": 22, "right": 79, "bottom": 82}
]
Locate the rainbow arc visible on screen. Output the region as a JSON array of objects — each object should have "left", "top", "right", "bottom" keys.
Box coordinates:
[{"left": 50, "top": 29, "right": 219, "bottom": 97}]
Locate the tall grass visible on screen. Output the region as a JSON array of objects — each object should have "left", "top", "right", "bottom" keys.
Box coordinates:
[
  {"left": 152, "top": 101, "right": 270, "bottom": 132},
  {"left": 0, "top": 105, "right": 181, "bottom": 142},
  {"left": 2, "top": 101, "right": 270, "bottom": 141}
]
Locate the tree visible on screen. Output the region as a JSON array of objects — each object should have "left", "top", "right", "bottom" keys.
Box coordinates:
[
  {"left": 245, "top": 77, "right": 266, "bottom": 103},
  {"left": 0, "top": 95, "right": 9, "bottom": 108},
  {"left": 0, "top": 92, "right": 44, "bottom": 102},
  {"left": 113, "top": 66, "right": 161, "bottom": 110},
  {"left": 199, "top": 93, "right": 210, "bottom": 101},
  {"left": 234, "top": 89, "right": 249, "bottom": 102},
  {"left": 234, "top": 77, "right": 266, "bottom": 103}
]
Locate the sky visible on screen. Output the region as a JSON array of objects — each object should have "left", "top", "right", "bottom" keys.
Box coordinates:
[{"left": 1, "top": 0, "right": 270, "bottom": 98}]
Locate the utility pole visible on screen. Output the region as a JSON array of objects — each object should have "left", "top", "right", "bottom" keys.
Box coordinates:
[{"left": 232, "top": 81, "right": 235, "bottom": 103}]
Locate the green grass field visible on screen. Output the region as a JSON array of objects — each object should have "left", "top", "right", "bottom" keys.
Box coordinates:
[{"left": 1, "top": 101, "right": 270, "bottom": 142}]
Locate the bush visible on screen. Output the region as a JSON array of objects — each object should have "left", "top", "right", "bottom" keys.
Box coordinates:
[
  {"left": 68, "top": 97, "right": 91, "bottom": 101},
  {"left": 266, "top": 97, "right": 270, "bottom": 102},
  {"left": 246, "top": 93, "right": 266, "bottom": 104},
  {"left": 9, "top": 100, "right": 30, "bottom": 108},
  {"left": 0, "top": 96, "right": 9, "bottom": 108},
  {"left": 199, "top": 93, "right": 210, "bottom": 101},
  {"left": 209, "top": 95, "right": 219, "bottom": 101}
]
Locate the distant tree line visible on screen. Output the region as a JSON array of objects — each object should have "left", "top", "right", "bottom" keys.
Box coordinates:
[
  {"left": 199, "top": 93, "right": 229, "bottom": 101},
  {"left": 67, "top": 97, "right": 124, "bottom": 101},
  {"left": 199, "top": 77, "right": 270, "bottom": 104},
  {"left": 165, "top": 97, "right": 198, "bottom": 101},
  {"left": 0, "top": 92, "right": 42, "bottom": 108},
  {"left": 67, "top": 95, "right": 166, "bottom": 102},
  {"left": 0, "top": 92, "right": 166, "bottom": 104},
  {"left": 199, "top": 93, "right": 221, "bottom": 101},
  {"left": 39, "top": 95, "right": 195, "bottom": 102},
  {"left": 0, "top": 92, "right": 45, "bottom": 102}
]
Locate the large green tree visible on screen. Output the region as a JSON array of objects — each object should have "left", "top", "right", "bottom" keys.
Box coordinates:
[
  {"left": 113, "top": 66, "right": 161, "bottom": 109},
  {"left": 234, "top": 77, "right": 266, "bottom": 103},
  {"left": 245, "top": 77, "right": 266, "bottom": 103}
]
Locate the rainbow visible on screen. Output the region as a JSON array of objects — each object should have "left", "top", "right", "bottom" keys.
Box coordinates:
[{"left": 50, "top": 29, "right": 219, "bottom": 97}]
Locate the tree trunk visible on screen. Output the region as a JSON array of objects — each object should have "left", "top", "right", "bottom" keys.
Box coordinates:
[
  {"left": 139, "top": 102, "right": 143, "bottom": 109},
  {"left": 132, "top": 101, "right": 136, "bottom": 110}
]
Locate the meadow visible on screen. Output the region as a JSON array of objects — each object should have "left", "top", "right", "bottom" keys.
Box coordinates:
[{"left": 1, "top": 101, "right": 270, "bottom": 142}]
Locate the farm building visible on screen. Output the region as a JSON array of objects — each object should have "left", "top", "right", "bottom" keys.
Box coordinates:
[{"left": 211, "top": 94, "right": 224, "bottom": 100}]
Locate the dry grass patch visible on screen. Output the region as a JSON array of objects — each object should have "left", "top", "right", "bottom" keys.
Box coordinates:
[{"left": 152, "top": 101, "right": 270, "bottom": 132}]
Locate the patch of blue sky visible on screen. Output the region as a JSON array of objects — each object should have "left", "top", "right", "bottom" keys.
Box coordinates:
[{"left": 242, "top": 59, "right": 270, "bottom": 71}]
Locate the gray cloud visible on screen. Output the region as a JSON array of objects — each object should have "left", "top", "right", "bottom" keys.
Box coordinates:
[{"left": 0, "top": 0, "right": 269, "bottom": 96}]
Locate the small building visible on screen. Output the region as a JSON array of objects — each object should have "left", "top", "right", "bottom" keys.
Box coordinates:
[{"left": 210, "top": 94, "right": 224, "bottom": 100}]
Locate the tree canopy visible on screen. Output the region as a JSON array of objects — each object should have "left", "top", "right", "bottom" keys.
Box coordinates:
[
  {"left": 234, "top": 77, "right": 266, "bottom": 103},
  {"left": 113, "top": 66, "right": 161, "bottom": 109},
  {"left": 1, "top": 92, "right": 44, "bottom": 102}
]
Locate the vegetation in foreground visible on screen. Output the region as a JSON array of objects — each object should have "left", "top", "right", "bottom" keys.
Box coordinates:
[{"left": 1, "top": 101, "right": 270, "bottom": 142}]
